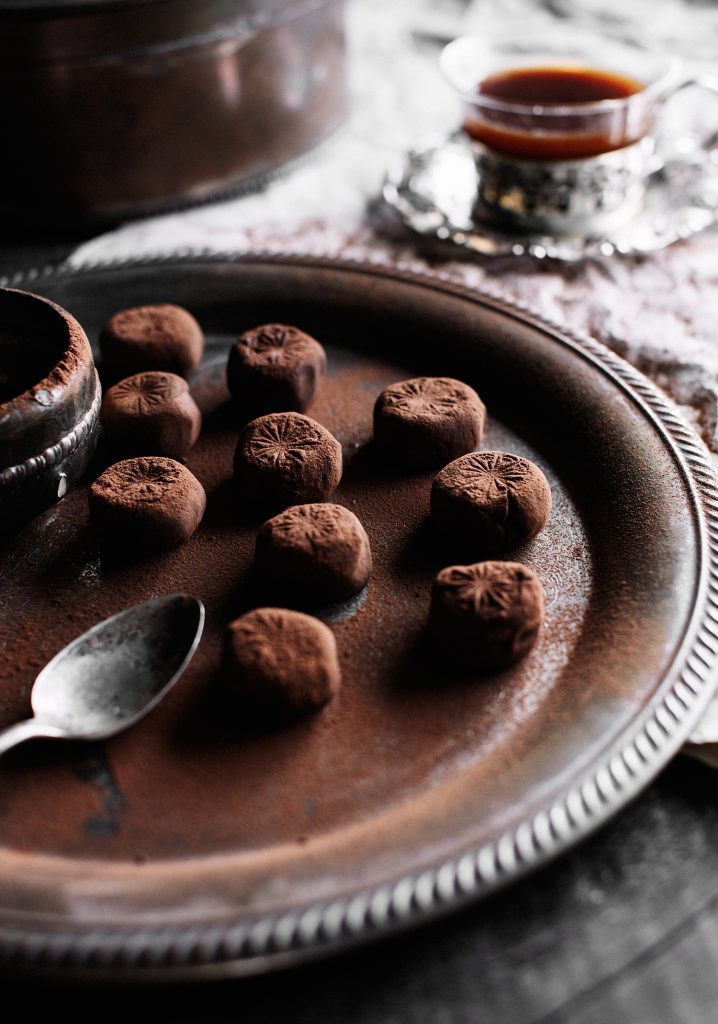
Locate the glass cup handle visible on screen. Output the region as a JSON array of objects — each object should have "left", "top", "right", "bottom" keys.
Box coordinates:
[{"left": 658, "top": 75, "right": 718, "bottom": 160}]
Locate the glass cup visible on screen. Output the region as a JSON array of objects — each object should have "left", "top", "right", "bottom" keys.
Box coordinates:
[{"left": 440, "top": 26, "right": 717, "bottom": 236}]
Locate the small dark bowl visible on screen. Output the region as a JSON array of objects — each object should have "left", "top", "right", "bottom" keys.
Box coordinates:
[{"left": 0, "top": 288, "right": 101, "bottom": 530}]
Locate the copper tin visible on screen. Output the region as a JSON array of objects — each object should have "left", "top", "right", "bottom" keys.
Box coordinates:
[
  {"left": 0, "top": 0, "right": 348, "bottom": 228},
  {"left": 0, "top": 287, "right": 100, "bottom": 530}
]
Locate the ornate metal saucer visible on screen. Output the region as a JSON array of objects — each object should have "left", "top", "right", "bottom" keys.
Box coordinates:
[{"left": 382, "top": 133, "right": 718, "bottom": 260}]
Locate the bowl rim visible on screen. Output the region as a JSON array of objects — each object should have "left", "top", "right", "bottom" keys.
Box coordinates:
[{"left": 0, "top": 286, "right": 94, "bottom": 421}]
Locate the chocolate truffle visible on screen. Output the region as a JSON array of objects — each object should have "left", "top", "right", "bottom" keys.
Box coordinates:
[
  {"left": 234, "top": 412, "right": 342, "bottom": 511},
  {"left": 255, "top": 503, "right": 372, "bottom": 607},
  {"left": 431, "top": 451, "right": 551, "bottom": 552},
  {"left": 89, "top": 456, "right": 206, "bottom": 550},
  {"left": 373, "top": 376, "right": 486, "bottom": 470},
  {"left": 101, "top": 371, "right": 202, "bottom": 459},
  {"left": 99, "top": 303, "right": 204, "bottom": 379},
  {"left": 430, "top": 561, "right": 544, "bottom": 670},
  {"left": 227, "top": 323, "right": 326, "bottom": 416},
  {"left": 224, "top": 607, "right": 341, "bottom": 718}
]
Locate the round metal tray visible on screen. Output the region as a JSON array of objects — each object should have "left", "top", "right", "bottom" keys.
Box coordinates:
[{"left": 0, "top": 252, "right": 716, "bottom": 980}]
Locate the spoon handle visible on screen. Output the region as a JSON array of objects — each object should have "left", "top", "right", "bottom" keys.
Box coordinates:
[{"left": 0, "top": 719, "right": 66, "bottom": 758}]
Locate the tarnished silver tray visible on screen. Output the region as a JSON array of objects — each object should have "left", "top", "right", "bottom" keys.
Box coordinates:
[{"left": 0, "top": 252, "right": 716, "bottom": 980}]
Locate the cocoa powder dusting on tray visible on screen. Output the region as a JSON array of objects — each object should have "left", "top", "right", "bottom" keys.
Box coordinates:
[{"left": 0, "top": 341, "right": 591, "bottom": 863}]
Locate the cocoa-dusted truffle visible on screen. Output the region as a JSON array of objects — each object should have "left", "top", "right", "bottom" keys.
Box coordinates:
[
  {"left": 255, "top": 503, "right": 372, "bottom": 607},
  {"left": 431, "top": 451, "right": 551, "bottom": 552},
  {"left": 89, "top": 456, "right": 206, "bottom": 550},
  {"left": 429, "top": 561, "right": 544, "bottom": 670},
  {"left": 99, "top": 303, "right": 204, "bottom": 379},
  {"left": 224, "top": 607, "right": 341, "bottom": 718},
  {"left": 373, "top": 376, "right": 485, "bottom": 470},
  {"left": 101, "top": 371, "right": 201, "bottom": 459},
  {"left": 227, "top": 323, "right": 326, "bottom": 417},
  {"left": 234, "top": 412, "right": 342, "bottom": 511}
]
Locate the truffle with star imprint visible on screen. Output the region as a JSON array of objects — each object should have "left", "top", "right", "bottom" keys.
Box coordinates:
[
  {"left": 373, "top": 376, "right": 485, "bottom": 470},
  {"left": 234, "top": 411, "right": 342, "bottom": 512},
  {"left": 227, "top": 323, "right": 326, "bottom": 417},
  {"left": 89, "top": 456, "right": 206, "bottom": 551},
  {"left": 101, "top": 371, "right": 201, "bottom": 459},
  {"left": 255, "top": 502, "right": 372, "bottom": 607},
  {"left": 429, "top": 560, "right": 544, "bottom": 670},
  {"left": 431, "top": 450, "right": 551, "bottom": 553}
]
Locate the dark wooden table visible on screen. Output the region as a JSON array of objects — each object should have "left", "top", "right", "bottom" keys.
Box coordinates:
[{"left": 2, "top": 242, "right": 718, "bottom": 1023}]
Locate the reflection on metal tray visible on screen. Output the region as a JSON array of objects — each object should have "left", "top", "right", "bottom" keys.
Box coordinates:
[
  {"left": 382, "top": 133, "right": 718, "bottom": 260},
  {"left": 0, "top": 252, "right": 717, "bottom": 980}
]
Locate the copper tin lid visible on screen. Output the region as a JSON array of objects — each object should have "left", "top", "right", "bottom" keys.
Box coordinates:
[{"left": 0, "top": 0, "right": 348, "bottom": 226}]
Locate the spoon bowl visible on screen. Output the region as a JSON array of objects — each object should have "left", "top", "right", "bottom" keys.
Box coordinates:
[{"left": 0, "top": 594, "right": 204, "bottom": 756}]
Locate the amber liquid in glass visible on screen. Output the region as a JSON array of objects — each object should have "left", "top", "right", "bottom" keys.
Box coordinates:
[{"left": 465, "top": 65, "right": 647, "bottom": 160}]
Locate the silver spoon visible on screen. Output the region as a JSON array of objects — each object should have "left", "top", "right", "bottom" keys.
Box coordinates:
[{"left": 0, "top": 593, "right": 205, "bottom": 757}]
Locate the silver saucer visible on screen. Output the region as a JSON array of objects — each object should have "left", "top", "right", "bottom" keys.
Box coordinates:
[{"left": 382, "top": 133, "right": 718, "bottom": 260}]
